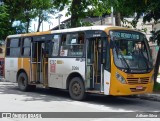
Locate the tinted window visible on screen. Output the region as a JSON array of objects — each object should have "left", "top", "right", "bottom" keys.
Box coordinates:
[
  {"left": 60, "top": 33, "right": 84, "bottom": 57},
  {"left": 22, "top": 38, "right": 31, "bottom": 56},
  {"left": 6, "top": 38, "right": 20, "bottom": 57},
  {"left": 10, "top": 48, "right": 20, "bottom": 57},
  {"left": 52, "top": 35, "right": 60, "bottom": 56},
  {"left": 23, "top": 38, "right": 31, "bottom": 47},
  {"left": 10, "top": 38, "right": 19, "bottom": 47}
]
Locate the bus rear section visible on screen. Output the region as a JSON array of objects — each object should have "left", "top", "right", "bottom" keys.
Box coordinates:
[{"left": 5, "top": 33, "right": 51, "bottom": 90}]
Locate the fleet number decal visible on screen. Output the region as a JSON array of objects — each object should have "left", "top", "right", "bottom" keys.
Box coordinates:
[{"left": 72, "top": 66, "right": 79, "bottom": 70}]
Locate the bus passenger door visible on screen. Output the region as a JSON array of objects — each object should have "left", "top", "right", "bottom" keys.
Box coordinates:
[
  {"left": 42, "top": 42, "right": 49, "bottom": 87},
  {"left": 30, "top": 41, "right": 49, "bottom": 86},
  {"left": 86, "top": 38, "right": 104, "bottom": 91}
]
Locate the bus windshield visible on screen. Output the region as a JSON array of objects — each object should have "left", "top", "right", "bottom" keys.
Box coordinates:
[{"left": 110, "top": 31, "right": 153, "bottom": 73}]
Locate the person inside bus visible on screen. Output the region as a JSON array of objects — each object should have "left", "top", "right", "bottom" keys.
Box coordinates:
[
  {"left": 120, "top": 45, "right": 127, "bottom": 55},
  {"left": 60, "top": 35, "right": 68, "bottom": 56}
]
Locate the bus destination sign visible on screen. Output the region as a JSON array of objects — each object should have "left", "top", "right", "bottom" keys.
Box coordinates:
[{"left": 112, "top": 32, "right": 140, "bottom": 40}]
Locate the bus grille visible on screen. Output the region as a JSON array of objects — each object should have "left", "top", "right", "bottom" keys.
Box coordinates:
[{"left": 127, "top": 77, "right": 149, "bottom": 84}]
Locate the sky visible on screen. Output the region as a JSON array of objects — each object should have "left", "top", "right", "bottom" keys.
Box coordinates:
[{"left": 30, "top": 9, "right": 70, "bottom": 32}]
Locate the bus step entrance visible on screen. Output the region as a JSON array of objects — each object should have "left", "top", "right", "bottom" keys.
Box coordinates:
[{"left": 94, "top": 84, "right": 100, "bottom": 90}]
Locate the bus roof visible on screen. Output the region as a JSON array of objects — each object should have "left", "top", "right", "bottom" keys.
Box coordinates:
[
  {"left": 7, "top": 31, "right": 51, "bottom": 38},
  {"left": 51, "top": 25, "right": 141, "bottom": 34},
  {"left": 51, "top": 25, "right": 112, "bottom": 34},
  {"left": 7, "top": 25, "right": 141, "bottom": 38}
]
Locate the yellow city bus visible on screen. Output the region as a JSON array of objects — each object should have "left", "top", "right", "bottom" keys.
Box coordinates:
[{"left": 5, "top": 26, "right": 154, "bottom": 100}]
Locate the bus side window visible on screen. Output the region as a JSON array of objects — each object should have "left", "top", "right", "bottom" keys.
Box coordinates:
[
  {"left": 59, "top": 33, "right": 84, "bottom": 57},
  {"left": 60, "top": 34, "right": 68, "bottom": 56},
  {"left": 52, "top": 35, "right": 60, "bottom": 56},
  {"left": 67, "top": 33, "right": 78, "bottom": 57},
  {"left": 6, "top": 38, "right": 20, "bottom": 57},
  {"left": 22, "top": 38, "right": 31, "bottom": 56}
]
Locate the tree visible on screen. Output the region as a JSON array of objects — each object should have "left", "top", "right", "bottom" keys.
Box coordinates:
[
  {"left": 3, "top": 0, "right": 55, "bottom": 33},
  {"left": 4, "top": 0, "right": 35, "bottom": 33},
  {"left": 53, "top": 0, "right": 111, "bottom": 27},
  {"left": 0, "top": 4, "right": 15, "bottom": 40},
  {"left": 106, "top": 0, "right": 148, "bottom": 26},
  {"left": 149, "top": 30, "right": 160, "bottom": 83},
  {"left": 140, "top": 0, "right": 160, "bottom": 83},
  {"left": 33, "top": 0, "right": 55, "bottom": 32},
  {"left": 101, "top": 0, "right": 160, "bottom": 83},
  {"left": 0, "top": 5, "right": 9, "bottom": 40}
]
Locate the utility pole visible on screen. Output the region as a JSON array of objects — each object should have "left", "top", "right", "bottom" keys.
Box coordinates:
[
  {"left": 111, "top": 6, "right": 114, "bottom": 25},
  {"left": 56, "top": 14, "right": 63, "bottom": 30}
]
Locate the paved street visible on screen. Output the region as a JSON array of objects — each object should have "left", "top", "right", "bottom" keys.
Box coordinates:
[{"left": 0, "top": 81, "right": 160, "bottom": 121}]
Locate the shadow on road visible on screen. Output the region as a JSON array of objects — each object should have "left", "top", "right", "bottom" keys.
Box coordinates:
[
  {"left": 0, "top": 82, "right": 71, "bottom": 102},
  {"left": 0, "top": 82, "right": 160, "bottom": 111}
]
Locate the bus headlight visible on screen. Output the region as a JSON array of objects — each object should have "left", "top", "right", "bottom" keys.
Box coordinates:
[
  {"left": 150, "top": 74, "right": 154, "bottom": 83},
  {"left": 116, "top": 72, "right": 126, "bottom": 84}
]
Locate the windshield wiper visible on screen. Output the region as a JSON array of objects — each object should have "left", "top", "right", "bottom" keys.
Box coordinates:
[{"left": 114, "top": 44, "right": 131, "bottom": 72}]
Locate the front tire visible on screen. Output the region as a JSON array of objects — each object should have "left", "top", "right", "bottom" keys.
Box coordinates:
[
  {"left": 69, "top": 77, "right": 86, "bottom": 100},
  {"left": 18, "top": 72, "right": 29, "bottom": 91}
]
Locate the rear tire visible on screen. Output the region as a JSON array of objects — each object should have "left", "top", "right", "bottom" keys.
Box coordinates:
[
  {"left": 18, "top": 72, "right": 29, "bottom": 91},
  {"left": 69, "top": 77, "right": 86, "bottom": 100}
]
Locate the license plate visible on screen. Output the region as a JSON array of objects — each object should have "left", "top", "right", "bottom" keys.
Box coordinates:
[{"left": 136, "top": 86, "right": 143, "bottom": 90}]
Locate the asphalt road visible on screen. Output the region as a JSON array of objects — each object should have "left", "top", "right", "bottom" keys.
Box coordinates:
[{"left": 0, "top": 81, "right": 160, "bottom": 121}]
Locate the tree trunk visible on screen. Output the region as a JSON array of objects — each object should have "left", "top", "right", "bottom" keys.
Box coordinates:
[
  {"left": 26, "top": 18, "right": 31, "bottom": 33},
  {"left": 37, "top": 11, "right": 43, "bottom": 32},
  {"left": 26, "top": 19, "right": 30, "bottom": 33},
  {"left": 154, "top": 47, "right": 160, "bottom": 83},
  {"left": 37, "top": 17, "right": 43, "bottom": 32},
  {"left": 70, "top": 0, "right": 81, "bottom": 27},
  {"left": 115, "top": 12, "right": 121, "bottom": 26}
]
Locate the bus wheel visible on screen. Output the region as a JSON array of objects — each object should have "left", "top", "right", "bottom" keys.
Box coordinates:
[
  {"left": 18, "top": 72, "right": 29, "bottom": 91},
  {"left": 69, "top": 77, "right": 86, "bottom": 100}
]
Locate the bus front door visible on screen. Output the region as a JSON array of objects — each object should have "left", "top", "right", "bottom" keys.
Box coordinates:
[{"left": 86, "top": 38, "right": 104, "bottom": 92}]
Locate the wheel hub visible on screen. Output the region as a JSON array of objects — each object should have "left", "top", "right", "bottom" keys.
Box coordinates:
[{"left": 72, "top": 82, "right": 81, "bottom": 96}]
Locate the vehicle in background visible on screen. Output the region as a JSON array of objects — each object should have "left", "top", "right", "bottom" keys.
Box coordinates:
[{"left": 0, "top": 58, "right": 4, "bottom": 77}]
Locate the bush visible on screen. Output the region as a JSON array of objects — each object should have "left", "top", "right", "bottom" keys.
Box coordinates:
[{"left": 154, "top": 82, "right": 160, "bottom": 91}]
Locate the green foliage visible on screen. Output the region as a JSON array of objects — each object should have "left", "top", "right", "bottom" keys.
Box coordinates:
[
  {"left": 154, "top": 82, "right": 160, "bottom": 91},
  {"left": 150, "top": 30, "right": 160, "bottom": 46},
  {"left": 142, "top": 0, "right": 160, "bottom": 46},
  {"left": 143, "top": 0, "right": 160, "bottom": 23},
  {"left": 88, "top": 0, "right": 110, "bottom": 17},
  {"left": 0, "top": 5, "right": 15, "bottom": 40},
  {"left": 33, "top": 0, "right": 55, "bottom": 31},
  {"left": 0, "top": 0, "right": 55, "bottom": 39}
]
